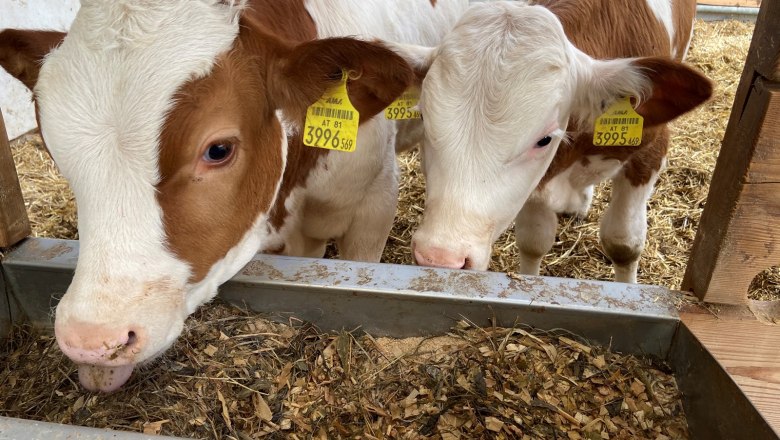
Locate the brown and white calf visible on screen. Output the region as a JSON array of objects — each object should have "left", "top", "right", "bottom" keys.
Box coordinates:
[
  {"left": 391, "top": 0, "right": 712, "bottom": 282},
  {"left": 0, "top": 0, "right": 467, "bottom": 392}
]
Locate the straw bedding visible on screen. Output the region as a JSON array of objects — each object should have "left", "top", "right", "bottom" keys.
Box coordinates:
[{"left": 0, "top": 19, "right": 767, "bottom": 439}]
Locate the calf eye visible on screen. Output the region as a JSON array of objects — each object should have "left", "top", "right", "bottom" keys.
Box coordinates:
[
  {"left": 536, "top": 136, "right": 553, "bottom": 148},
  {"left": 202, "top": 142, "right": 234, "bottom": 164}
]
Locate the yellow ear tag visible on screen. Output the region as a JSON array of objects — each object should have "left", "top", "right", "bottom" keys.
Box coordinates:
[
  {"left": 593, "top": 97, "right": 643, "bottom": 147},
  {"left": 385, "top": 86, "right": 421, "bottom": 120},
  {"left": 304, "top": 70, "right": 359, "bottom": 152}
]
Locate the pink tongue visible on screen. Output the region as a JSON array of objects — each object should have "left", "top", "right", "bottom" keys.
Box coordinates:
[{"left": 78, "top": 364, "right": 135, "bottom": 392}]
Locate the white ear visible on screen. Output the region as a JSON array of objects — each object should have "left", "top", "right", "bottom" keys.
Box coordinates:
[
  {"left": 571, "top": 49, "right": 651, "bottom": 128},
  {"left": 383, "top": 42, "right": 438, "bottom": 81}
]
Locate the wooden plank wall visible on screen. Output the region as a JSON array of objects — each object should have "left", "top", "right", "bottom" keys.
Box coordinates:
[
  {"left": 683, "top": 0, "right": 780, "bottom": 304},
  {"left": 681, "top": 305, "right": 780, "bottom": 434},
  {"left": 0, "top": 108, "right": 30, "bottom": 248},
  {"left": 683, "top": 0, "right": 780, "bottom": 433}
]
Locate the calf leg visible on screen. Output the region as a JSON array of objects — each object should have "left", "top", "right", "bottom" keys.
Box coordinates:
[
  {"left": 599, "top": 162, "right": 664, "bottom": 284},
  {"left": 284, "top": 228, "right": 328, "bottom": 259},
  {"left": 514, "top": 198, "right": 558, "bottom": 275}
]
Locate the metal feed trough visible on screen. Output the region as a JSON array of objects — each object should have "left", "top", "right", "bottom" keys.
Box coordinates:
[{"left": 0, "top": 237, "right": 777, "bottom": 439}]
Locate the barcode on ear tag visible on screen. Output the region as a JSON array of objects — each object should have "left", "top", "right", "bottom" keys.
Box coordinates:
[
  {"left": 304, "top": 70, "right": 360, "bottom": 152},
  {"left": 385, "top": 86, "right": 421, "bottom": 120},
  {"left": 593, "top": 97, "right": 643, "bottom": 147}
]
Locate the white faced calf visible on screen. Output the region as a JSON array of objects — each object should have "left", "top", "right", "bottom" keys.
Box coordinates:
[
  {"left": 392, "top": 0, "right": 712, "bottom": 282},
  {"left": 0, "top": 0, "right": 466, "bottom": 392}
]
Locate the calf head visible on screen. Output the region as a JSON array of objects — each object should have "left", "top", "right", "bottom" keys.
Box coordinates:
[
  {"left": 389, "top": 2, "right": 712, "bottom": 270},
  {"left": 0, "top": 0, "right": 412, "bottom": 391}
]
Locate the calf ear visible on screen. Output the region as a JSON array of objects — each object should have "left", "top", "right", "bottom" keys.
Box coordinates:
[
  {"left": 574, "top": 55, "right": 713, "bottom": 129},
  {"left": 0, "top": 29, "right": 66, "bottom": 91},
  {"left": 630, "top": 57, "right": 713, "bottom": 126},
  {"left": 270, "top": 37, "right": 416, "bottom": 124}
]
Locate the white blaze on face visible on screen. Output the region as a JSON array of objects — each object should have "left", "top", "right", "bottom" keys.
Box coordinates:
[
  {"left": 35, "top": 0, "right": 247, "bottom": 389},
  {"left": 412, "top": 4, "right": 573, "bottom": 269}
]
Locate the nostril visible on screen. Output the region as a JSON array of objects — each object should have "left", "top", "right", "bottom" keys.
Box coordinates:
[{"left": 126, "top": 331, "right": 137, "bottom": 347}]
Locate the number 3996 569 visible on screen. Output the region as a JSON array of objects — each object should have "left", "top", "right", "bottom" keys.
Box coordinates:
[{"left": 305, "top": 126, "right": 354, "bottom": 150}]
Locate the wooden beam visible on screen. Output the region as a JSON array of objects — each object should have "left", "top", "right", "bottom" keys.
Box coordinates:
[
  {"left": 0, "top": 108, "right": 31, "bottom": 248},
  {"left": 681, "top": 305, "right": 780, "bottom": 433},
  {"left": 682, "top": 1, "right": 780, "bottom": 304}
]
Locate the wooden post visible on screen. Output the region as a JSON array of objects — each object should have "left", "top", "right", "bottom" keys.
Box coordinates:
[
  {"left": 682, "top": 0, "right": 780, "bottom": 304},
  {"left": 0, "top": 108, "right": 31, "bottom": 248}
]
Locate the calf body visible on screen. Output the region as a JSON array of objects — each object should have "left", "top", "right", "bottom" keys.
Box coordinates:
[
  {"left": 0, "top": 0, "right": 467, "bottom": 391},
  {"left": 392, "top": 0, "right": 712, "bottom": 281}
]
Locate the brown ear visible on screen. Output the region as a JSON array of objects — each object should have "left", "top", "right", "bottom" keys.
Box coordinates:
[
  {"left": 0, "top": 29, "right": 66, "bottom": 91},
  {"left": 270, "top": 37, "right": 415, "bottom": 124},
  {"left": 632, "top": 57, "right": 713, "bottom": 127}
]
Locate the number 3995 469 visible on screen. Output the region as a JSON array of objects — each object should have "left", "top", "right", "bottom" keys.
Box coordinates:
[
  {"left": 594, "top": 131, "right": 641, "bottom": 146},
  {"left": 305, "top": 126, "right": 354, "bottom": 150}
]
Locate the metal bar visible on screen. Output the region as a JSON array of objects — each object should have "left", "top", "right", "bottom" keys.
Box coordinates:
[
  {"left": 468, "top": 1, "right": 760, "bottom": 20},
  {"left": 225, "top": 257, "right": 681, "bottom": 359},
  {"left": 670, "top": 323, "right": 779, "bottom": 439},
  {"left": 0, "top": 416, "right": 184, "bottom": 440},
  {"left": 0, "top": 239, "right": 75, "bottom": 328},
  {"left": 2, "top": 237, "right": 682, "bottom": 358},
  {"left": 697, "top": 4, "right": 760, "bottom": 17}
]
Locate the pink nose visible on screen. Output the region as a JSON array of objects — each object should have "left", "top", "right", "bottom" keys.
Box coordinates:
[
  {"left": 413, "top": 246, "right": 467, "bottom": 269},
  {"left": 55, "top": 321, "right": 144, "bottom": 366}
]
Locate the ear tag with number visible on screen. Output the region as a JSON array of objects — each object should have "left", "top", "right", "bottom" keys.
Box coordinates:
[
  {"left": 385, "top": 86, "right": 421, "bottom": 120},
  {"left": 304, "top": 70, "right": 359, "bottom": 152},
  {"left": 593, "top": 97, "right": 643, "bottom": 147}
]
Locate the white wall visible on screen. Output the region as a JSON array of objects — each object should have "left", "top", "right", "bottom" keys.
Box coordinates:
[{"left": 1, "top": 0, "right": 79, "bottom": 140}]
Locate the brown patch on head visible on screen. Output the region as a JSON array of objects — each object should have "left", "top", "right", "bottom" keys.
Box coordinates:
[
  {"left": 0, "top": 29, "right": 66, "bottom": 90},
  {"left": 430, "top": 0, "right": 437, "bottom": 6},
  {"left": 157, "top": 45, "right": 285, "bottom": 282}
]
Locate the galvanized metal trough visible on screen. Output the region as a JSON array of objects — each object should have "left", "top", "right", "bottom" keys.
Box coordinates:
[{"left": 0, "top": 237, "right": 777, "bottom": 439}]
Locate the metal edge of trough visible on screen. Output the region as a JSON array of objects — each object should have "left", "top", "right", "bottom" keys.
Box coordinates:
[
  {"left": 0, "top": 416, "right": 184, "bottom": 440},
  {"left": 2, "top": 238, "right": 681, "bottom": 358}
]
